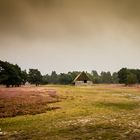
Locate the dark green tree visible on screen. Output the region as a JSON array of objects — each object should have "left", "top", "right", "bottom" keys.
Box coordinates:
[
  {"left": 42, "top": 74, "right": 50, "bottom": 84},
  {"left": 50, "top": 71, "right": 58, "bottom": 84},
  {"left": 126, "top": 72, "right": 138, "bottom": 85},
  {"left": 58, "top": 73, "right": 71, "bottom": 84},
  {"left": 21, "top": 70, "right": 28, "bottom": 85},
  {"left": 118, "top": 68, "right": 139, "bottom": 85},
  {"left": 130, "top": 69, "right": 140, "bottom": 83},
  {"left": 112, "top": 72, "right": 119, "bottom": 83},
  {"left": 100, "top": 71, "right": 112, "bottom": 83},
  {"left": 118, "top": 68, "right": 128, "bottom": 84},
  {"left": 0, "top": 60, "right": 22, "bottom": 87},
  {"left": 28, "top": 69, "right": 42, "bottom": 86},
  {"left": 91, "top": 70, "right": 100, "bottom": 83}
]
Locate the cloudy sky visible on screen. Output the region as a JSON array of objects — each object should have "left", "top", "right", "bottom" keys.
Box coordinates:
[{"left": 0, "top": 0, "right": 140, "bottom": 74}]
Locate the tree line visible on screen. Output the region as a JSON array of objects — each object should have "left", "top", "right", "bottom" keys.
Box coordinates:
[{"left": 0, "top": 60, "right": 140, "bottom": 87}]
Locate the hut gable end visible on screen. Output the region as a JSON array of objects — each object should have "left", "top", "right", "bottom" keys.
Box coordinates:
[{"left": 73, "top": 71, "right": 92, "bottom": 86}]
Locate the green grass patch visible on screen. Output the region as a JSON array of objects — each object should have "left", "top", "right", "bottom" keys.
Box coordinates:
[{"left": 95, "top": 101, "right": 139, "bottom": 110}]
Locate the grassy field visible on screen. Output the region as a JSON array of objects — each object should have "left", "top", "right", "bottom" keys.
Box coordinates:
[{"left": 0, "top": 85, "right": 140, "bottom": 140}]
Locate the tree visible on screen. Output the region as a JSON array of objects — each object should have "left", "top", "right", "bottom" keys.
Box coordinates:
[
  {"left": 11, "top": 64, "right": 23, "bottom": 87},
  {"left": 131, "top": 69, "right": 140, "bottom": 83},
  {"left": 126, "top": 73, "right": 138, "bottom": 85},
  {"left": 0, "top": 60, "right": 22, "bottom": 87},
  {"left": 28, "top": 69, "right": 42, "bottom": 86},
  {"left": 100, "top": 71, "right": 112, "bottom": 83},
  {"left": 58, "top": 72, "right": 75, "bottom": 84},
  {"left": 50, "top": 71, "right": 58, "bottom": 84},
  {"left": 112, "top": 72, "right": 119, "bottom": 84},
  {"left": 118, "top": 68, "right": 139, "bottom": 85},
  {"left": 91, "top": 70, "right": 100, "bottom": 83},
  {"left": 42, "top": 74, "right": 50, "bottom": 84},
  {"left": 118, "top": 68, "right": 128, "bottom": 84},
  {"left": 21, "top": 70, "right": 28, "bottom": 85},
  {"left": 42, "top": 71, "right": 81, "bottom": 85}
]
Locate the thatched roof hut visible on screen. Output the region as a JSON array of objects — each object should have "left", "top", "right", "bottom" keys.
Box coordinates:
[{"left": 73, "top": 71, "right": 92, "bottom": 86}]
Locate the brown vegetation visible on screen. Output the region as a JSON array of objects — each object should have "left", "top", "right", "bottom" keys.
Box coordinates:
[{"left": 0, "top": 87, "right": 61, "bottom": 118}]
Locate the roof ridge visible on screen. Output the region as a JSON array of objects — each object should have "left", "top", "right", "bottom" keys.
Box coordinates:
[{"left": 73, "top": 71, "right": 91, "bottom": 82}]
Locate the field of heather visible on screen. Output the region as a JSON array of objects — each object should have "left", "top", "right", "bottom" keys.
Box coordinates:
[
  {"left": 0, "top": 85, "right": 140, "bottom": 140},
  {"left": 0, "top": 86, "right": 62, "bottom": 118}
]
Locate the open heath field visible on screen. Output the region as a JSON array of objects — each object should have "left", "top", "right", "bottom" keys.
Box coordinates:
[{"left": 0, "top": 85, "right": 140, "bottom": 140}]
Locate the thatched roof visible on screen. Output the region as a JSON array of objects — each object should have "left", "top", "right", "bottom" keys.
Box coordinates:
[{"left": 73, "top": 71, "right": 91, "bottom": 82}]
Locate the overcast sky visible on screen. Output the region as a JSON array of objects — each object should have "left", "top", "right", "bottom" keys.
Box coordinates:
[{"left": 0, "top": 0, "right": 140, "bottom": 74}]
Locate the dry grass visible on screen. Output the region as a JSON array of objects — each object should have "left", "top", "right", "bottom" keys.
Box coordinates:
[{"left": 0, "top": 84, "right": 140, "bottom": 140}]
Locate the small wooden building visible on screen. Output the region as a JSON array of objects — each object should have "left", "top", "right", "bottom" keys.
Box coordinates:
[{"left": 72, "top": 71, "right": 92, "bottom": 86}]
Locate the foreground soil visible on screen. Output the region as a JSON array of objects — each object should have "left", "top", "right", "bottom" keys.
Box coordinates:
[{"left": 0, "top": 85, "right": 140, "bottom": 140}]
